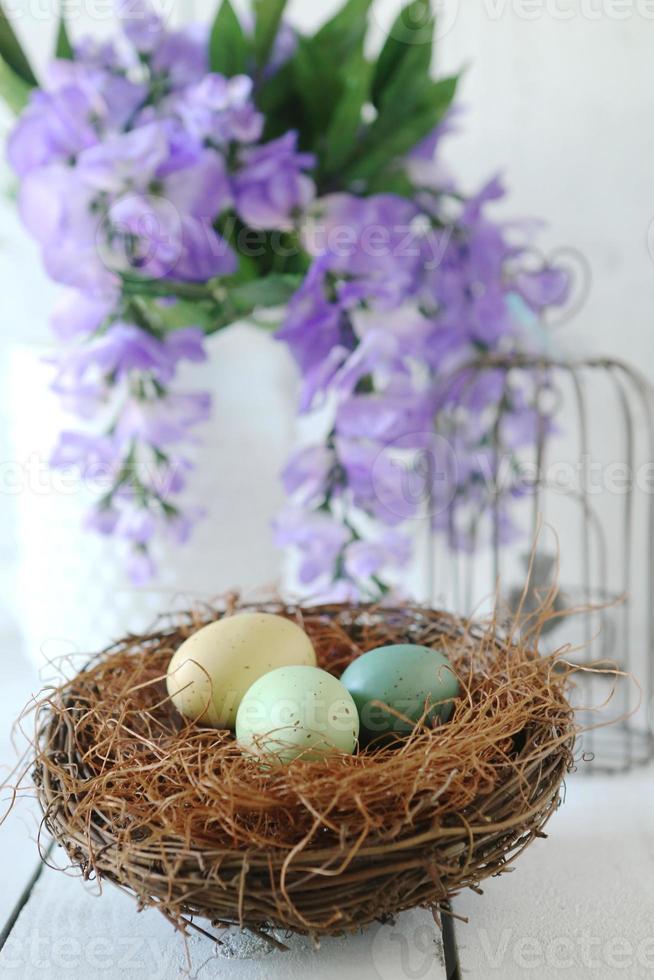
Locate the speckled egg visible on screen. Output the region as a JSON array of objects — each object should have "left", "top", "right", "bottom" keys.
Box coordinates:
[
  {"left": 235, "top": 665, "right": 359, "bottom": 764},
  {"left": 166, "top": 613, "right": 316, "bottom": 729},
  {"left": 340, "top": 644, "right": 460, "bottom": 742}
]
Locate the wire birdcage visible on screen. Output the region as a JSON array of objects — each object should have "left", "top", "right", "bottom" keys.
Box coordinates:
[{"left": 419, "top": 354, "right": 654, "bottom": 774}]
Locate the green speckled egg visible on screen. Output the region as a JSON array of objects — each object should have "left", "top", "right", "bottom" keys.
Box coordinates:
[
  {"left": 340, "top": 644, "right": 460, "bottom": 741},
  {"left": 236, "top": 665, "right": 359, "bottom": 765}
]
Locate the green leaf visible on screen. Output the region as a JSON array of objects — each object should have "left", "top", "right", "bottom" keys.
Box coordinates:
[
  {"left": 120, "top": 273, "right": 302, "bottom": 335},
  {"left": 0, "top": 3, "right": 37, "bottom": 85},
  {"left": 209, "top": 0, "right": 249, "bottom": 76},
  {"left": 375, "top": 37, "right": 439, "bottom": 121},
  {"left": 278, "top": 0, "right": 377, "bottom": 152},
  {"left": 366, "top": 166, "right": 416, "bottom": 197},
  {"left": 257, "top": 60, "right": 293, "bottom": 114},
  {"left": 55, "top": 13, "right": 74, "bottom": 60},
  {"left": 225, "top": 273, "right": 303, "bottom": 316},
  {"left": 314, "top": 0, "right": 374, "bottom": 62},
  {"left": 138, "top": 297, "right": 219, "bottom": 335},
  {"left": 0, "top": 55, "right": 32, "bottom": 113},
  {"left": 345, "top": 74, "right": 458, "bottom": 184},
  {"left": 121, "top": 277, "right": 213, "bottom": 301},
  {"left": 372, "top": 0, "right": 434, "bottom": 105},
  {"left": 292, "top": 37, "right": 339, "bottom": 142},
  {"left": 257, "top": 59, "right": 306, "bottom": 141},
  {"left": 323, "top": 54, "right": 372, "bottom": 175},
  {"left": 253, "top": 0, "right": 287, "bottom": 69}
]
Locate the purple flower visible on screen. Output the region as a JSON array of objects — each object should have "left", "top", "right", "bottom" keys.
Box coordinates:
[
  {"left": 336, "top": 389, "right": 436, "bottom": 444},
  {"left": 438, "top": 367, "right": 508, "bottom": 414},
  {"left": 166, "top": 211, "right": 236, "bottom": 282},
  {"left": 335, "top": 436, "right": 423, "bottom": 525},
  {"left": 102, "top": 192, "right": 186, "bottom": 281},
  {"left": 117, "top": 507, "right": 157, "bottom": 545},
  {"left": 332, "top": 308, "right": 435, "bottom": 400},
  {"left": 164, "top": 327, "right": 208, "bottom": 367},
  {"left": 7, "top": 58, "right": 148, "bottom": 177},
  {"left": 78, "top": 129, "right": 236, "bottom": 281},
  {"left": 115, "top": 391, "right": 212, "bottom": 448},
  {"left": 146, "top": 455, "right": 193, "bottom": 496},
  {"left": 303, "top": 193, "right": 422, "bottom": 309},
  {"left": 85, "top": 505, "right": 120, "bottom": 536},
  {"left": 344, "top": 530, "right": 412, "bottom": 580},
  {"left": 234, "top": 132, "right": 315, "bottom": 230},
  {"left": 17, "top": 163, "right": 88, "bottom": 245},
  {"left": 104, "top": 188, "right": 235, "bottom": 283},
  {"left": 7, "top": 86, "right": 99, "bottom": 175},
  {"left": 151, "top": 25, "right": 210, "bottom": 89},
  {"left": 462, "top": 175, "right": 506, "bottom": 223},
  {"left": 18, "top": 163, "right": 119, "bottom": 294},
  {"left": 126, "top": 546, "right": 157, "bottom": 585},
  {"left": 50, "top": 430, "right": 118, "bottom": 470},
  {"left": 276, "top": 258, "right": 353, "bottom": 376},
  {"left": 298, "top": 346, "right": 350, "bottom": 413},
  {"left": 117, "top": 0, "right": 209, "bottom": 86},
  {"left": 175, "top": 74, "right": 263, "bottom": 146},
  {"left": 50, "top": 289, "right": 116, "bottom": 340},
  {"left": 282, "top": 445, "right": 336, "bottom": 506},
  {"left": 513, "top": 266, "right": 570, "bottom": 311},
  {"left": 117, "top": 0, "right": 163, "bottom": 53},
  {"left": 44, "top": 60, "right": 147, "bottom": 131},
  {"left": 273, "top": 507, "right": 351, "bottom": 585},
  {"left": 72, "top": 37, "right": 129, "bottom": 72},
  {"left": 165, "top": 505, "right": 207, "bottom": 545},
  {"left": 468, "top": 285, "right": 515, "bottom": 347},
  {"left": 51, "top": 377, "right": 109, "bottom": 418},
  {"left": 90, "top": 323, "right": 171, "bottom": 379},
  {"left": 53, "top": 323, "right": 208, "bottom": 385},
  {"left": 76, "top": 122, "right": 168, "bottom": 192}
]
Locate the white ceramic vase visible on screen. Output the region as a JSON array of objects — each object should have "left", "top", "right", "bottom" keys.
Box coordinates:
[{"left": 1, "top": 328, "right": 297, "bottom": 670}]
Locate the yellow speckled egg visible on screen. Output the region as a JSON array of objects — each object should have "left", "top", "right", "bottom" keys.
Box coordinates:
[
  {"left": 166, "top": 613, "right": 316, "bottom": 729},
  {"left": 236, "top": 665, "right": 359, "bottom": 764}
]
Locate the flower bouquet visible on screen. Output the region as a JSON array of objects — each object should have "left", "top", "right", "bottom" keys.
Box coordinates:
[{"left": 1, "top": 0, "right": 569, "bottom": 596}]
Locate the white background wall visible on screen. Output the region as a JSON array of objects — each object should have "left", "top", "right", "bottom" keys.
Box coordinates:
[{"left": 1, "top": 0, "right": 654, "bottom": 660}]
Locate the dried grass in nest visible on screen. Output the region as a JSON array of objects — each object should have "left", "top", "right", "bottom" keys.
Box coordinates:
[{"left": 12, "top": 600, "right": 576, "bottom": 945}]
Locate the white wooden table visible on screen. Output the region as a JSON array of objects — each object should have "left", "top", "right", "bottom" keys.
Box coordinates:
[{"left": 2, "top": 635, "right": 653, "bottom": 980}]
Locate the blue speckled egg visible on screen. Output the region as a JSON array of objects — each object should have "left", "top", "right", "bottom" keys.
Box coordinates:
[{"left": 340, "top": 644, "right": 460, "bottom": 741}]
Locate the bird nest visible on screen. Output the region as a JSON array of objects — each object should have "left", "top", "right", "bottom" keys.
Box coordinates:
[{"left": 24, "top": 600, "right": 576, "bottom": 946}]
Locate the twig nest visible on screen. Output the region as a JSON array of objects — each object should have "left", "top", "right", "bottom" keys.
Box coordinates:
[{"left": 29, "top": 601, "right": 576, "bottom": 941}]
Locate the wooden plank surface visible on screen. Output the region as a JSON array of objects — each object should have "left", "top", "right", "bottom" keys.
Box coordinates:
[
  {"left": 0, "top": 633, "right": 41, "bottom": 935},
  {"left": 0, "top": 869, "right": 448, "bottom": 980},
  {"left": 3, "top": 765, "right": 654, "bottom": 979},
  {"left": 453, "top": 768, "right": 654, "bottom": 979}
]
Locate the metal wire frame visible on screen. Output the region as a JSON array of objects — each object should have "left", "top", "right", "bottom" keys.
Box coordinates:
[{"left": 424, "top": 355, "right": 654, "bottom": 774}]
